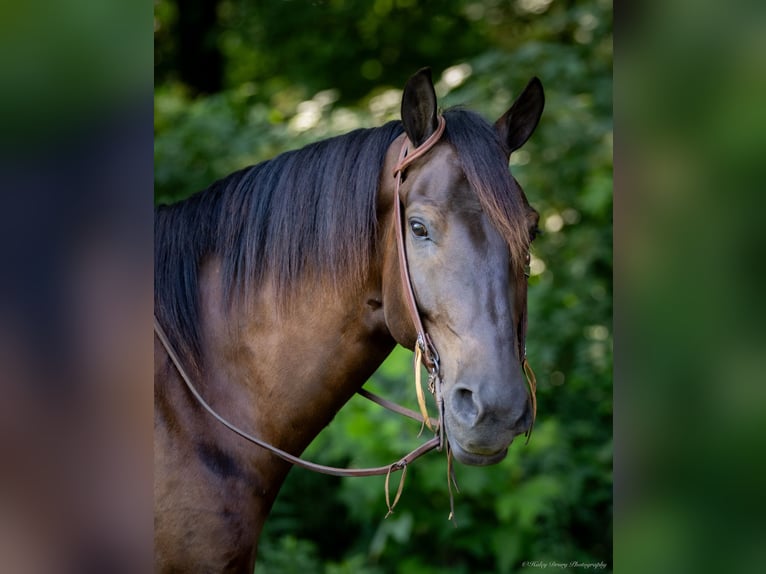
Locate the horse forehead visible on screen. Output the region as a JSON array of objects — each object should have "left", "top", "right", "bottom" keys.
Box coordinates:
[
  {"left": 428, "top": 144, "right": 462, "bottom": 180},
  {"left": 416, "top": 145, "right": 472, "bottom": 203}
]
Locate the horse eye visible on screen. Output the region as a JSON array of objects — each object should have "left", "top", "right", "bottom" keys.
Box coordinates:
[{"left": 409, "top": 220, "right": 429, "bottom": 238}]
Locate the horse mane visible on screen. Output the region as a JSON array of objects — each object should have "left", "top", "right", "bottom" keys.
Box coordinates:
[
  {"left": 155, "top": 120, "right": 404, "bottom": 372},
  {"left": 441, "top": 108, "right": 531, "bottom": 272},
  {"left": 155, "top": 110, "right": 530, "bottom": 373}
]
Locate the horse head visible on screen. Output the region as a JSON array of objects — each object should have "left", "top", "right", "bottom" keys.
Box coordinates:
[{"left": 382, "top": 68, "right": 544, "bottom": 465}]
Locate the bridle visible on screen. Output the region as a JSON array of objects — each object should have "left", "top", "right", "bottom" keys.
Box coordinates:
[
  {"left": 388, "top": 115, "right": 536, "bottom": 517},
  {"left": 391, "top": 116, "right": 447, "bottom": 441},
  {"left": 391, "top": 115, "right": 536, "bottom": 440},
  {"left": 154, "top": 114, "right": 537, "bottom": 520}
]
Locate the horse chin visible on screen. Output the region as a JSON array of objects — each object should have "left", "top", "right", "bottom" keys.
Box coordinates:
[{"left": 448, "top": 438, "right": 509, "bottom": 466}]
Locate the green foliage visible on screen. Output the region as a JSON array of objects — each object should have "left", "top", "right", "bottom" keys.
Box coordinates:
[{"left": 155, "top": 0, "right": 612, "bottom": 571}]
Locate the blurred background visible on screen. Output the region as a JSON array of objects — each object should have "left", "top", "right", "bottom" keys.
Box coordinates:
[
  {"left": 0, "top": 1, "right": 153, "bottom": 572},
  {"left": 155, "top": 1, "right": 613, "bottom": 573}
]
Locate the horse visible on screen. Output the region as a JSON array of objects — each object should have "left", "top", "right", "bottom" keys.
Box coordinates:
[{"left": 154, "top": 67, "right": 544, "bottom": 572}]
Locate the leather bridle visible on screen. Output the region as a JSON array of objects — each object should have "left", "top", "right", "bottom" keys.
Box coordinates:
[
  {"left": 392, "top": 115, "right": 447, "bottom": 377},
  {"left": 391, "top": 116, "right": 447, "bottom": 445},
  {"left": 154, "top": 114, "right": 536, "bottom": 519}
]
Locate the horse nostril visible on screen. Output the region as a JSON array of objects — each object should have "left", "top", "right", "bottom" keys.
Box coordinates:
[{"left": 453, "top": 386, "right": 479, "bottom": 425}]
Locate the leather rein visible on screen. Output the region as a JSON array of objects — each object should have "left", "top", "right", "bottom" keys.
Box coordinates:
[{"left": 154, "top": 114, "right": 536, "bottom": 518}]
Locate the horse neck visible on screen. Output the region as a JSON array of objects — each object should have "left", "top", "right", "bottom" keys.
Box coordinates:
[{"left": 194, "top": 256, "right": 395, "bottom": 470}]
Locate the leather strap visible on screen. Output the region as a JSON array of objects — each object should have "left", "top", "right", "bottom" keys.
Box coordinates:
[
  {"left": 392, "top": 115, "right": 447, "bottom": 374},
  {"left": 154, "top": 316, "right": 439, "bottom": 479},
  {"left": 518, "top": 259, "right": 537, "bottom": 442},
  {"left": 357, "top": 387, "right": 438, "bottom": 429}
]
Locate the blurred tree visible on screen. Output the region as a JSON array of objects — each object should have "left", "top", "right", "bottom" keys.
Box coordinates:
[
  {"left": 155, "top": 0, "right": 223, "bottom": 93},
  {"left": 156, "top": 0, "right": 493, "bottom": 103}
]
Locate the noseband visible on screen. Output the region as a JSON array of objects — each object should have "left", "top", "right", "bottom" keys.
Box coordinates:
[{"left": 154, "top": 114, "right": 537, "bottom": 521}]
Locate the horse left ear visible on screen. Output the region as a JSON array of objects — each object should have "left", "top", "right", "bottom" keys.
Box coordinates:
[
  {"left": 401, "top": 67, "right": 439, "bottom": 147},
  {"left": 495, "top": 77, "right": 545, "bottom": 154}
]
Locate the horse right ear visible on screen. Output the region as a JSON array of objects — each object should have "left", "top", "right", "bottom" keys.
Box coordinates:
[
  {"left": 401, "top": 68, "right": 439, "bottom": 148},
  {"left": 494, "top": 77, "right": 545, "bottom": 155}
]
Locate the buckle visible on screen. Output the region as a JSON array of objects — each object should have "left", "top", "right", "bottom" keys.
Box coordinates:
[{"left": 416, "top": 334, "right": 440, "bottom": 378}]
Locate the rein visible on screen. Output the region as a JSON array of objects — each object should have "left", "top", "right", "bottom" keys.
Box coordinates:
[
  {"left": 155, "top": 114, "right": 537, "bottom": 520},
  {"left": 154, "top": 316, "right": 438, "bottom": 513}
]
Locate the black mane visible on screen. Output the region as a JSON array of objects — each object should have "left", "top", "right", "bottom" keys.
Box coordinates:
[{"left": 155, "top": 121, "right": 403, "bottom": 371}]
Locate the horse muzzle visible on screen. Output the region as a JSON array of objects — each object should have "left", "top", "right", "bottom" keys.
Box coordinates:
[{"left": 443, "top": 382, "right": 533, "bottom": 466}]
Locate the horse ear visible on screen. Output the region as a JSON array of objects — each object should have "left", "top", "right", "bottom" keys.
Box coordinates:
[
  {"left": 401, "top": 67, "right": 439, "bottom": 147},
  {"left": 495, "top": 77, "right": 545, "bottom": 154}
]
